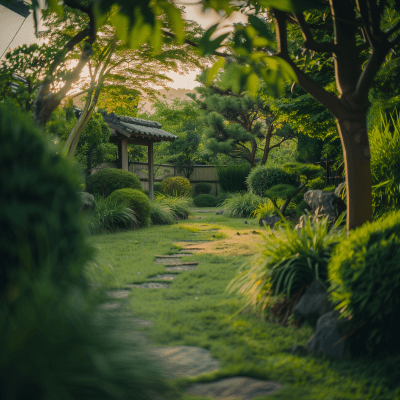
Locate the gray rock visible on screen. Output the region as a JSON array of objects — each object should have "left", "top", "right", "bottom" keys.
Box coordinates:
[
  {"left": 149, "top": 346, "right": 220, "bottom": 378},
  {"left": 306, "top": 310, "right": 355, "bottom": 360},
  {"left": 126, "top": 282, "right": 169, "bottom": 289},
  {"left": 216, "top": 210, "right": 224, "bottom": 215},
  {"left": 186, "top": 377, "right": 282, "bottom": 400},
  {"left": 165, "top": 265, "right": 197, "bottom": 272},
  {"left": 99, "top": 302, "right": 121, "bottom": 310},
  {"left": 292, "top": 280, "right": 336, "bottom": 328},
  {"left": 105, "top": 290, "right": 131, "bottom": 299},
  {"left": 259, "top": 215, "right": 281, "bottom": 228},
  {"left": 147, "top": 274, "right": 177, "bottom": 281},
  {"left": 304, "top": 190, "right": 346, "bottom": 221}
]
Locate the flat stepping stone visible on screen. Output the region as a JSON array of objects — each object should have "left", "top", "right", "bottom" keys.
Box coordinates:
[
  {"left": 89, "top": 283, "right": 100, "bottom": 288},
  {"left": 166, "top": 265, "right": 197, "bottom": 272},
  {"left": 126, "top": 282, "right": 169, "bottom": 289},
  {"left": 155, "top": 254, "right": 188, "bottom": 258},
  {"left": 154, "top": 258, "right": 196, "bottom": 265},
  {"left": 149, "top": 346, "right": 220, "bottom": 378},
  {"left": 99, "top": 302, "right": 121, "bottom": 310},
  {"left": 194, "top": 210, "right": 216, "bottom": 213},
  {"left": 178, "top": 250, "right": 200, "bottom": 253},
  {"left": 147, "top": 274, "right": 177, "bottom": 281},
  {"left": 131, "top": 318, "right": 153, "bottom": 327},
  {"left": 175, "top": 240, "right": 211, "bottom": 243},
  {"left": 105, "top": 290, "right": 131, "bottom": 299},
  {"left": 186, "top": 377, "right": 282, "bottom": 400}
]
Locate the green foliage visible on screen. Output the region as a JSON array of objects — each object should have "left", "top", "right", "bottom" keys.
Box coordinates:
[
  {"left": 215, "top": 164, "right": 251, "bottom": 192},
  {"left": 161, "top": 176, "right": 193, "bottom": 197},
  {"left": 369, "top": 112, "right": 400, "bottom": 216},
  {"left": 215, "top": 191, "right": 231, "bottom": 206},
  {"left": 84, "top": 195, "right": 138, "bottom": 235},
  {"left": 246, "top": 166, "right": 299, "bottom": 196},
  {"left": 251, "top": 198, "right": 286, "bottom": 219},
  {"left": 265, "top": 183, "right": 298, "bottom": 201},
  {"left": 195, "top": 182, "right": 212, "bottom": 195},
  {"left": 154, "top": 194, "right": 193, "bottom": 220},
  {"left": 86, "top": 168, "right": 142, "bottom": 198},
  {"left": 307, "top": 177, "right": 327, "bottom": 190},
  {"left": 227, "top": 211, "right": 346, "bottom": 317},
  {"left": 150, "top": 202, "right": 176, "bottom": 226},
  {"left": 154, "top": 183, "right": 163, "bottom": 193},
  {"left": 221, "top": 192, "right": 265, "bottom": 218},
  {"left": 323, "top": 185, "right": 336, "bottom": 192},
  {"left": 328, "top": 210, "right": 400, "bottom": 354},
  {"left": 193, "top": 194, "right": 219, "bottom": 207},
  {"left": 0, "top": 101, "right": 93, "bottom": 295},
  {"left": 296, "top": 200, "right": 312, "bottom": 218},
  {"left": 108, "top": 189, "right": 151, "bottom": 228},
  {"left": 47, "top": 107, "right": 115, "bottom": 177}
]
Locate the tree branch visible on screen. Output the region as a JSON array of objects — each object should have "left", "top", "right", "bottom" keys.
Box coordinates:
[{"left": 295, "top": 13, "right": 339, "bottom": 55}]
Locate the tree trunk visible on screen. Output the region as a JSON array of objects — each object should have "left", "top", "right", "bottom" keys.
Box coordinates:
[
  {"left": 261, "top": 124, "right": 274, "bottom": 165},
  {"left": 336, "top": 115, "right": 372, "bottom": 232}
]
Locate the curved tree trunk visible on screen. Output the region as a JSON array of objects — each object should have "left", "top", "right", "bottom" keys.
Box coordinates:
[{"left": 336, "top": 114, "right": 373, "bottom": 232}]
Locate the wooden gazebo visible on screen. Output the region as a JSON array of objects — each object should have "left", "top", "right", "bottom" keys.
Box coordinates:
[{"left": 99, "top": 111, "right": 177, "bottom": 201}]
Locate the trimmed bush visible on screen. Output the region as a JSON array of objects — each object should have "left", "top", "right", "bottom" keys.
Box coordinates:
[
  {"left": 161, "top": 176, "right": 193, "bottom": 197},
  {"left": 328, "top": 210, "right": 400, "bottom": 355},
  {"left": 86, "top": 168, "right": 142, "bottom": 198},
  {"left": 307, "top": 177, "right": 326, "bottom": 190},
  {"left": 193, "top": 194, "right": 219, "bottom": 207},
  {"left": 221, "top": 192, "right": 265, "bottom": 218},
  {"left": 195, "top": 182, "right": 212, "bottom": 195},
  {"left": 215, "top": 164, "right": 251, "bottom": 192},
  {"left": 246, "top": 166, "right": 300, "bottom": 197},
  {"left": 323, "top": 185, "right": 336, "bottom": 192},
  {"left": 108, "top": 189, "right": 151, "bottom": 227},
  {"left": 0, "top": 102, "right": 93, "bottom": 295}
]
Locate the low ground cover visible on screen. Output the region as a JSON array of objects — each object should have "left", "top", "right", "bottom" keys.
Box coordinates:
[{"left": 86, "top": 210, "right": 400, "bottom": 400}]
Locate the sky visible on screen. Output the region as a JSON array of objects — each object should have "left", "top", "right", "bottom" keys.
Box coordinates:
[{"left": 0, "top": 1, "right": 247, "bottom": 90}]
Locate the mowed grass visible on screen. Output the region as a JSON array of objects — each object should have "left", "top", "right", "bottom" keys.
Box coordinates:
[{"left": 86, "top": 210, "right": 400, "bottom": 400}]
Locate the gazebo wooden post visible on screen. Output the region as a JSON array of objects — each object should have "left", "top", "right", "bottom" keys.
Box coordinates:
[
  {"left": 148, "top": 142, "right": 154, "bottom": 202},
  {"left": 121, "top": 138, "right": 129, "bottom": 171}
]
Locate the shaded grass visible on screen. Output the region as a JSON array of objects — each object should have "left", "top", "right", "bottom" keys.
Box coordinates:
[{"left": 86, "top": 210, "right": 400, "bottom": 400}]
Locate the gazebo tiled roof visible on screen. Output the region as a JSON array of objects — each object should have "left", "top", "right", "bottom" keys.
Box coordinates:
[{"left": 101, "top": 112, "right": 177, "bottom": 142}]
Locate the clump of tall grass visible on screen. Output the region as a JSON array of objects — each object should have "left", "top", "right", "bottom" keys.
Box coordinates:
[
  {"left": 215, "top": 164, "right": 251, "bottom": 192},
  {"left": 227, "top": 211, "right": 347, "bottom": 319},
  {"left": 150, "top": 202, "right": 176, "bottom": 225},
  {"left": 220, "top": 192, "right": 266, "bottom": 218},
  {"left": 154, "top": 194, "right": 193, "bottom": 220},
  {"left": 251, "top": 199, "right": 285, "bottom": 219},
  {"left": 84, "top": 196, "right": 138, "bottom": 235}
]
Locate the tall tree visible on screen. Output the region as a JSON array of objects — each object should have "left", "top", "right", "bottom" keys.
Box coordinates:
[
  {"left": 191, "top": 69, "right": 296, "bottom": 167},
  {"left": 201, "top": 0, "right": 400, "bottom": 232}
]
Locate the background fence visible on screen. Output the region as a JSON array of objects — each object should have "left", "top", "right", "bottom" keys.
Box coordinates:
[
  {"left": 99, "top": 161, "right": 345, "bottom": 194},
  {"left": 311, "top": 160, "right": 345, "bottom": 186}
]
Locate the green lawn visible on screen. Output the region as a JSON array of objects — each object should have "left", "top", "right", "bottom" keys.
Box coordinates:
[{"left": 85, "top": 210, "right": 400, "bottom": 400}]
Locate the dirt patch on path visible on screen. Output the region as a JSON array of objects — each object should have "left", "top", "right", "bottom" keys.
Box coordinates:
[{"left": 176, "top": 227, "right": 272, "bottom": 257}]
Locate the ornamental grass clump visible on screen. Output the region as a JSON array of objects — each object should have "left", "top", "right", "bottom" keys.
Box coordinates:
[
  {"left": 84, "top": 196, "right": 138, "bottom": 235},
  {"left": 220, "top": 192, "right": 266, "bottom": 218},
  {"left": 155, "top": 194, "right": 193, "bottom": 220},
  {"left": 150, "top": 202, "right": 176, "bottom": 226},
  {"left": 227, "top": 211, "right": 346, "bottom": 319},
  {"left": 328, "top": 209, "right": 400, "bottom": 356}
]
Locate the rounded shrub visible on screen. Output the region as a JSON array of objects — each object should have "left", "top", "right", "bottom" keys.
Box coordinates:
[
  {"left": 296, "top": 200, "right": 312, "bottom": 218},
  {"left": 195, "top": 182, "right": 212, "bottom": 195},
  {"left": 247, "top": 166, "right": 300, "bottom": 197},
  {"left": 108, "top": 188, "right": 151, "bottom": 227},
  {"left": 154, "top": 182, "right": 163, "bottom": 193},
  {"left": 0, "top": 102, "right": 94, "bottom": 296},
  {"left": 161, "top": 176, "right": 193, "bottom": 197},
  {"left": 86, "top": 168, "right": 142, "bottom": 198},
  {"left": 328, "top": 210, "right": 400, "bottom": 355},
  {"left": 193, "top": 194, "right": 219, "bottom": 207}
]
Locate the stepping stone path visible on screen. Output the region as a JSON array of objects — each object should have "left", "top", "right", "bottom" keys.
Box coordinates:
[
  {"left": 96, "top": 234, "right": 283, "bottom": 399},
  {"left": 147, "top": 274, "right": 177, "bottom": 281},
  {"left": 186, "top": 377, "right": 283, "bottom": 400},
  {"left": 126, "top": 282, "right": 170, "bottom": 289}
]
